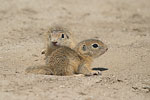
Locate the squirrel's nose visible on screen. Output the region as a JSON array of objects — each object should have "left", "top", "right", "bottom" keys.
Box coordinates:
[{"left": 51, "top": 38, "right": 57, "bottom": 42}]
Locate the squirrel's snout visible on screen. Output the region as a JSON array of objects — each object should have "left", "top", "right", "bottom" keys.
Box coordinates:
[{"left": 52, "top": 42, "right": 58, "bottom": 46}]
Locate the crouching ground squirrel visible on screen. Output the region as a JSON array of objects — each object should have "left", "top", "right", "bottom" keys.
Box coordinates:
[
  {"left": 26, "top": 39, "right": 108, "bottom": 76},
  {"left": 41, "top": 25, "right": 76, "bottom": 57}
]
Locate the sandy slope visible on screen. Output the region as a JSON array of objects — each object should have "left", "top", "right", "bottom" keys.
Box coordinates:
[{"left": 0, "top": 0, "right": 150, "bottom": 100}]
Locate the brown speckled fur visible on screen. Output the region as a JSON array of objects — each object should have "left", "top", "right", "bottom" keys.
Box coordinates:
[{"left": 26, "top": 39, "right": 108, "bottom": 76}]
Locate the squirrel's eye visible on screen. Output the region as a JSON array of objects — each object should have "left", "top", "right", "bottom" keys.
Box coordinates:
[
  {"left": 92, "top": 44, "right": 99, "bottom": 48},
  {"left": 61, "top": 34, "right": 64, "bottom": 38}
]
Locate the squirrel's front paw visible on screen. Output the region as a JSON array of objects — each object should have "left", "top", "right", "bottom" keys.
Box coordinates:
[
  {"left": 85, "top": 71, "right": 102, "bottom": 76},
  {"left": 41, "top": 49, "right": 46, "bottom": 54},
  {"left": 92, "top": 70, "right": 102, "bottom": 75}
]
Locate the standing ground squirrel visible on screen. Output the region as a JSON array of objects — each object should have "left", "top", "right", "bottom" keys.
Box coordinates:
[
  {"left": 41, "top": 25, "right": 76, "bottom": 58},
  {"left": 26, "top": 39, "right": 108, "bottom": 76}
]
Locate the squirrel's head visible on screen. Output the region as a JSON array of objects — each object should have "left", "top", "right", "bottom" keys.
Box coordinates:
[
  {"left": 46, "top": 25, "right": 75, "bottom": 48},
  {"left": 76, "top": 39, "right": 108, "bottom": 58}
]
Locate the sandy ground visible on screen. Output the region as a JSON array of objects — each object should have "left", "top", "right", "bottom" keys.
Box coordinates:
[{"left": 0, "top": 0, "right": 150, "bottom": 100}]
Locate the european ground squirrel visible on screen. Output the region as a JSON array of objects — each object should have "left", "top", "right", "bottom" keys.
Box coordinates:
[
  {"left": 26, "top": 39, "right": 108, "bottom": 76},
  {"left": 41, "top": 25, "right": 76, "bottom": 58}
]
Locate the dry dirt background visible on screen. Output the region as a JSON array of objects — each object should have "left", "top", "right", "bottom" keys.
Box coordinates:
[{"left": 0, "top": 0, "right": 150, "bottom": 100}]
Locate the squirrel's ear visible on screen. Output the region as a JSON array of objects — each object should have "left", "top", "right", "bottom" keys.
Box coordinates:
[
  {"left": 66, "top": 34, "right": 69, "bottom": 39},
  {"left": 48, "top": 34, "right": 51, "bottom": 38},
  {"left": 82, "top": 45, "right": 87, "bottom": 51}
]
